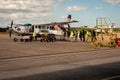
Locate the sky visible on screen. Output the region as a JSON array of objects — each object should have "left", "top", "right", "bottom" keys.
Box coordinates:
[{"left": 0, "top": 0, "right": 120, "bottom": 28}]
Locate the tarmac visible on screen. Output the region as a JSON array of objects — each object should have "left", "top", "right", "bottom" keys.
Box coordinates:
[
  {"left": 0, "top": 33, "right": 97, "bottom": 59},
  {"left": 0, "top": 33, "right": 120, "bottom": 80}
]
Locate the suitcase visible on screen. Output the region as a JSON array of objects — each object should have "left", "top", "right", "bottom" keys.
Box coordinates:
[{"left": 118, "top": 40, "right": 120, "bottom": 47}]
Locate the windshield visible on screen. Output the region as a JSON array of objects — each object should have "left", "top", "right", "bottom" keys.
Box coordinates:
[{"left": 23, "top": 23, "right": 32, "bottom": 28}]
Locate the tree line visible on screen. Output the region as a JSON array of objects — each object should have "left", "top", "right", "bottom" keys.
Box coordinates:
[{"left": 0, "top": 27, "right": 9, "bottom": 32}]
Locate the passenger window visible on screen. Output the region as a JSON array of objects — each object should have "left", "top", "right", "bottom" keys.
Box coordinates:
[
  {"left": 38, "top": 26, "right": 41, "bottom": 29},
  {"left": 50, "top": 26, "right": 54, "bottom": 30}
]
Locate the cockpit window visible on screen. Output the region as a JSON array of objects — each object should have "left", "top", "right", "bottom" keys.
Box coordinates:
[
  {"left": 23, "top": 24, "right": 32, "bottom": 28},
  {"left": 24, "top": 23, "right": 32, "bottom": 26}
]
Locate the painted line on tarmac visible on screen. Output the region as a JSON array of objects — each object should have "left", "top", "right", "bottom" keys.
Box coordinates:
[
  {"left": 101, "top": 75, "right": 120, "bottom": 80},
  {"left": 0, "top": 48, "right": 120, "bottom": 60}
]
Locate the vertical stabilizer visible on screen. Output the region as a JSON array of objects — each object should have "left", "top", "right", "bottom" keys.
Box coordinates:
[{"left": 67, "top": 14, "right": 71, "bottom": 22}]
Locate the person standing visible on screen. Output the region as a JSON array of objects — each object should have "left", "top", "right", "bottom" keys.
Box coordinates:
[
  {"left": 70, "top": 31, "right": 74, "bottom": 42},
  {"left": 85, "top": 29, "right": 91, "bottom": 42},
  {"left": 74, "top": 30, "right": 78, "bottom": 42},
  {"left": 82, "top": 29, "right": 86, "bottom": 42},
  {"left": 32, "top": 32, "right": 37, "bottom": 40},
  {"left": 79, "top": 30, "right": 83, "bottom": 41},
  {"left": 91, "top": 29, "right": 97, "bottom": 42}
]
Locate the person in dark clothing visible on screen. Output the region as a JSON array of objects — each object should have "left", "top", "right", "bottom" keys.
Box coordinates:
[
  {"left": 67, "top": 30, "right": 71, "bottom": 38},
  {"left": 91, "top": 29, "right": 97, "bottom": 42},
  {"left": 79, "top": 30, "right": 83, "bottom": 41},
  {"left": 82, "top": 29, "right": 86, "bottom": 42},
  {"left": 74, "top": 30, "right": 78, "bottom": 42}
]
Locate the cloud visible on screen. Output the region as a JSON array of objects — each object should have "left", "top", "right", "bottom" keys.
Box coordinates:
[
  {"left": 95, "top": 7, "right": 103, "bottom": 10},
  {"left": 0, "top": 0, "right": 55, "bottom": 25},
  {"left": 66, "top": 6, "right": 88, "bottom": 12},
  {"left": 61, "top": 15, "right": 67, "bottom": 19},
  {"left": 57, "top": 0, "right": 71, "bottom": 3},
  {"left": 104, "top": 0, "right": 120, "bottom": 5},
  {"left": 57, "top": 0, "right": 66, "bottom": 2}
]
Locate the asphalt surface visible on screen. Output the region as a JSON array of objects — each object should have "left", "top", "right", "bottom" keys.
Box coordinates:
[
  {"left": 2, "top": 62, "right": 120, "bottom": 80},
  {"left": 0, "top": 34, "right": 120, "bottom": 80}
]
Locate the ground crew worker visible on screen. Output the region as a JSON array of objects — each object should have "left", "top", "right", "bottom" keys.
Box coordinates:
[
  {"left": 85, "top": 30, "right": 91, "bottom": 42},
  {"left": 70, "top": 31, "right": 74, "bottom": 42},
  {"left": 32, "top": 32, "right": 37, "bottom": 40},
  {"left": 44, "top": 32, "right": 48, "bottom": 41},
  {"left": 82, "top": 29, "right": 86, "bottom": 42},
  {"left": 91, "top": 29, "right": 97, "bottom": 42},
  {"left": 79, "top": 30, "right": 83, "bottom": 41},
  {"left": 74, "top": 30, "right": 78, "bottom": 42}
]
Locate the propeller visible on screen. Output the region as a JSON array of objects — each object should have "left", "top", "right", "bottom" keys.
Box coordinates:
[{"left": 9, "top": 20, "right": 13, "bottom": 37}]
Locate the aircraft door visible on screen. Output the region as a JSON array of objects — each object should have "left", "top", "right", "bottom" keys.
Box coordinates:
[
  {"left": 34, "top": 25, "right": 40, "bottom": 33},
  {"left": 30, "top": 25, "right": 34, "bottom": 32}
]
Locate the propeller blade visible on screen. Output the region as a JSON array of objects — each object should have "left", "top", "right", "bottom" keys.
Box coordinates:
[
  {"left": 9, "top": 21, "right": 13, "bottom": 37},
  {"left": 11, "top": 20, "right": 13, "bottom": 28},
  {"left": 9, "top": 29, "right": 12, "bottom": 37}
]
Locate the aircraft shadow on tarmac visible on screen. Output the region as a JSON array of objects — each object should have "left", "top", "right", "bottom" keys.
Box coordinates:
[{"left": 2, "top": 61, "right": 120, "bottom": 80}]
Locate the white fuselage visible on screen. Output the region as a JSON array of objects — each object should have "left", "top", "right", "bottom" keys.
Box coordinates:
[
  {"left": 12, "top": 24, "right": 69, "bottom": 36},
  {"left": 33, "top": 25, "right": 64, "bottom": 36},
  {"left": 12, "top": 25, "right": 32, "bottom": 34}
]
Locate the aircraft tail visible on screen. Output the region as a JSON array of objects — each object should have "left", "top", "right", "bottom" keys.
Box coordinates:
[{"left": 67, "top": 14, "right": 71, "bottom": 22}]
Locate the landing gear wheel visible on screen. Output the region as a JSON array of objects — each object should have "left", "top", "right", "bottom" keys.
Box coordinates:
[
  {"left": 23, "top": 39, "right": 26, "bottom": 42},
  {"left": 13, "top": 38, "right": 18, "bottom": 42},
  {"left": 20, "top": 39, "right": 23, "bottom": 42},
  {"left": 40, "top": 39, "right": 43, "bottom": 42},
  {"left": 52, "top": 37, "right": 56, "bottom": 42}
]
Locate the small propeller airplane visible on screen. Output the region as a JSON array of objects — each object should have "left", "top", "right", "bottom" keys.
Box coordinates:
[{"left": 8, "top": 15, "right": 78, "bottom": 42}]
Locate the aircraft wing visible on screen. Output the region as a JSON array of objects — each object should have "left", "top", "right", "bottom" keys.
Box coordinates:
[
  {"left": 33, "top": 20, "right": 78, "bottom": 26},
  {"left": 50, "top": 20, "right": 78, "bottom": 25}
]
